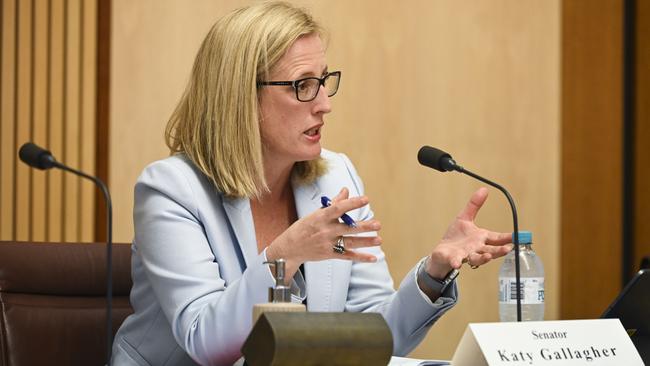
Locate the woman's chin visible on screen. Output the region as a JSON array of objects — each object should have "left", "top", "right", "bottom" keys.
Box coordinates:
[{"left": 295, "top": 147, "right": 322, "bottom": 163}]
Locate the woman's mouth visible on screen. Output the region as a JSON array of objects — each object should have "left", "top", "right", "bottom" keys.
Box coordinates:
[
  {"left": 303, "top": 125, "right": 322, "bottom": 142},
  {"left": 304, "top": 126, "right": 320, "bottom": 136}
]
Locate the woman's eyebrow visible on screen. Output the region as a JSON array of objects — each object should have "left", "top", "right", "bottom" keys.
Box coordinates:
[{"left": 295, "top": 66, "right": 329, "bottom": 79}]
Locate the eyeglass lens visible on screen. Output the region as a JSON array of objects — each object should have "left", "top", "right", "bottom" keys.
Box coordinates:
[{"left": 296, "top": 73, "right": 340, "bottom": 101}]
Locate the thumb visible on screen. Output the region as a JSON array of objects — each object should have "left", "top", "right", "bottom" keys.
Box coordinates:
[
  {"left": 457, "top": 187, "right": 489, "bottom": 221},
  {"left": 332, "top": 187, "right": 349, "bottom": 203}
]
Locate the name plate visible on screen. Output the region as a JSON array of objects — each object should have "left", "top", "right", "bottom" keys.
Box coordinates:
[{"left": 451, "top": 319, "right": 643, "bottom": 365}]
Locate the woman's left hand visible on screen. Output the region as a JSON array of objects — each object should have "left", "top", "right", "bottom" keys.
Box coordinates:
[{"left": 425, "top": 187, "right": 514, "bottom": 279}]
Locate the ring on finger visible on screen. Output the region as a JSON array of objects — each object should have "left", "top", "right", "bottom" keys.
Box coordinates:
[
  {"left": 333, "top": 236, "right": 346, "bottom": 254},
  {"left": 464, "top": 253, "right": 480, "bottom": 269}
]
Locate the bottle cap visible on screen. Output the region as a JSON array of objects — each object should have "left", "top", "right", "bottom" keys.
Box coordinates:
[{"left": 512, "top": 231, "right": 532, "bottom": 244}]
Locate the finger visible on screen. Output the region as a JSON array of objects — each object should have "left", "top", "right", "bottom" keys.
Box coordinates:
[
  {"left": 334, "top": 248, "right": 377, "bottom": 263},
  {"left": 326, "top": 195, "right": 369, "bottom": 218},
  {"left": 469, "top": 252, "right": 493, "bottom": 267},
  {"left": 450, "top": 255, "right": 464, "bottom": 269},
  {"left": 447, "top": 250, "right": 466, "bottom": 269},
  {"left": 489, "top": 244, "right": 514, "bottom": 259},
  {"left": 457, "top": 187, "right": 488, "bottom": 221},
  {"left": 485, "top": 231, "right": 513, "bottom": 246},
  {"left": 339, "top": 235, "right": 382, "bottom": 249},
  {"left": 475, "top": 244, "right": 511, "bottom": 257},
  {"left": 340, "top": 219, "right": 381, "bottom": 235},
  {"left": 331, "top": 187, "right": 349, "bottom": 203}
]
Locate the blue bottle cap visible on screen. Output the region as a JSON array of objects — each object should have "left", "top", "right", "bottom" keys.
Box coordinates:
[{"left": 512, "top": 231, "right": 532, "bottom": 244}]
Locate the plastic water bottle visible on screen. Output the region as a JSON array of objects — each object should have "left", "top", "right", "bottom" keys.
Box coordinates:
[{"left": 498, "top": 231, "right": 545, "bottom": 321}]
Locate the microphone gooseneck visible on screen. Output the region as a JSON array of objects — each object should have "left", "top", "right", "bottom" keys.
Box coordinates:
[
  {"left": 417, "top": 145, "right": 523, "bottom": 322},
  {"left": 18, "top": 142, "right": 114, "bottom": 364}
]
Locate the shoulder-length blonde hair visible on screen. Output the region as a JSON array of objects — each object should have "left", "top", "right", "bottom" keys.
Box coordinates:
[{"left": 165, "top": 1, "right": 327, "bottom": 198}]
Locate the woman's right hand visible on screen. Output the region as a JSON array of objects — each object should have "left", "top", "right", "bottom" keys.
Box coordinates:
[{"left": 266, "top": 187, "right": 382, "bottom": 276}]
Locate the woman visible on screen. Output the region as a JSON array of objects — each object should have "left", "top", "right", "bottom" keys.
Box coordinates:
[{"left": 111, "top": 2, "right": 513, "bottom": 365}]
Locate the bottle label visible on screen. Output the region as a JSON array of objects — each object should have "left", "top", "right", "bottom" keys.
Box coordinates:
[{"left": 499, "top": 277, "right": 545, "bottom": 304}]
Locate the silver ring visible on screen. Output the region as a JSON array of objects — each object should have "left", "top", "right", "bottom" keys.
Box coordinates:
[{"left": 333, "top": 236, "right": 345, "bottom": 254}]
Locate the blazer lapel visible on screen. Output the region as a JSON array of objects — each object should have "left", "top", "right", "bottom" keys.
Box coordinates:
[
  {"left": 221, "top": 196, "right": 258, "bottom": 270},
  {"left": 220, "top": 182, "right": 335, "bottom": 311},
  {"left": 293, "top": 181, "right": 333, "bottom": 312}
]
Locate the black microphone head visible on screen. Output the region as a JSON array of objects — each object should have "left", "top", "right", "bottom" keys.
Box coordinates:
[
  {"left": 417, "top": 145, "right": 457, "bottom": 172},
  {"left": 18, "top": 142, "right": 56, "bottom": 170}
]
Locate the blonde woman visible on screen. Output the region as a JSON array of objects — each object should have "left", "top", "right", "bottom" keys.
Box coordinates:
[{"left": 111, "top": 2, "right": 513, "bottom": 365}]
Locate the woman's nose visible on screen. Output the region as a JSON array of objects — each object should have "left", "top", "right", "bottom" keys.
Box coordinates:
[{"left": 313, "top": 84, "right": 332, "bottom": 113}]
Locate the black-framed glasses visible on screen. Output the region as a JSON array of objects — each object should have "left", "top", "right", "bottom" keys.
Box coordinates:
[{"left": 257, "top": 71, "right": 341, "bottom": 102}]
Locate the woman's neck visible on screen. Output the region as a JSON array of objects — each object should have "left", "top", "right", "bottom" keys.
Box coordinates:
[{"left": 259, "top": 157, "right": 294, "bottom": 203}]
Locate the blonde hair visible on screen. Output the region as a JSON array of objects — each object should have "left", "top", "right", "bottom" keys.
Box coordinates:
[{"left": 165, "top": 1, "right": 328, "bottom": 198}]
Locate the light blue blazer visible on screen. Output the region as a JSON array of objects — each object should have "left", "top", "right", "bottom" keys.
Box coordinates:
[{"left": 111, "top": 149, "right": 457, "bottom": 366}]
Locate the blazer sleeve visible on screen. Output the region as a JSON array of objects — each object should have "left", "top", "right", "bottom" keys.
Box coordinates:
[
  {"left": 337, "top": 153, "right": 459, "bottom": 356},
  {"left": 133, "top": 159, "right": 274, "bottom": 366}
]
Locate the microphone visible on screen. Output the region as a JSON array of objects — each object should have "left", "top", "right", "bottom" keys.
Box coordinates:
[
  {"left": 418, "top": 145, "right": 523, "bottom": 322},
  {"left": 18, "top": 142, "right": 58, "bottom": 170},
  {"left": 417, "top": 145, "right": 458, "bottom": 172},
  {"left": 18, "top": 142, "right": 114, "bottom": 364}
]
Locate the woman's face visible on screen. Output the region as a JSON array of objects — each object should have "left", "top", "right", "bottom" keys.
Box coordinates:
[{"left": 258, "top": 34, "right": 331, "bottom": 167}]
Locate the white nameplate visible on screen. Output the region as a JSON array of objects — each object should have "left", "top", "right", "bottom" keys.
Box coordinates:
[{"left": 451, "top": 319, "right": 643, "bottom": 365}]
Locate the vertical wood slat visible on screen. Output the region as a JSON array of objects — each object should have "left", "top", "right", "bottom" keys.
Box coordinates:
[
  {"left": 48, "top": 0, "right": 65, "bottom": 241},
  {"left": 15, "top": 0, "right": 33, "bottom": 241},
  {"left": 80, "top": 0, "right": 97, "bottom": 242},
  {"left": 635, "top": 0, "right": 650, "bottom": 268},
  {"left": 94, "top": 0, "right": 110, "bottom": 243},
  {"left": 32, "top": 0, "right": 49, "bottom": 241},
  {"left": 63, "top": 0, "right": 80, "bottom": 242},
  {"left": 1, "top": 0, "right": 17, "bottom": 240},
  {"left": 560, "top": 0, "right": 623, "bottom": 318},
  {"left": 0, "top": 0, "right": 97, "bottom": 242}
]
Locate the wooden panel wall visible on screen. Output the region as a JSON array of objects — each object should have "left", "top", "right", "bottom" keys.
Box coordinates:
[
  {"left": 636, "top": 0, "right": 650, "bottom": 268},
  {"left": 110, "top": 0, "right": 560, "bottom": 359},
  {"left": 0, "top": 0, "right": 97, "bottom": 242},
  {"left": 560, "top": 0, "right": 623, "bottom": 319}
]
